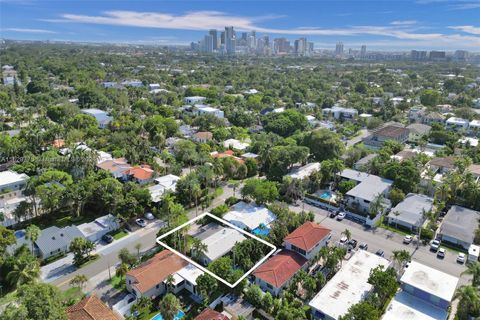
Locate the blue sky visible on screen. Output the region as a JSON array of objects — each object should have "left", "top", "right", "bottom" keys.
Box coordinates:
[{"left": 1, "top": 0, "right": 480, "bottom": 50}]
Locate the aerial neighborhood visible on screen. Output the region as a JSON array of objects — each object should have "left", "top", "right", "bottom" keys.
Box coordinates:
[{"left": 1, "top": 18, "right": 480, "bottom": 320}]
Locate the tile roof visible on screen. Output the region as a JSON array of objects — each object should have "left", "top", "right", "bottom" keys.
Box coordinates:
[
  {"left": 194, "top": 308, "right": 229, "bottom": 320},
  {"left": 193, "top": 131, "right": 213, "bottom": 140},
  {"left": 127, "top": 165, "right": 154, "bottom": 180},
  {"left": 284, "top": 222, "right": 331, "bottom": 251},
  {"left": 253, "top": 251, "right": 307, "bottom": 288},
  {"left": 126, "top": 250, "right": 188, "bottom": 293},
  {"left": 96, "top": 158, "right": 131, "bottom": 173},
  {"left": 67, "top": 294, "right": 121, "bottom": 320},
  {"left": 428, "top": 156, "right": 456, "bottom": 169}
]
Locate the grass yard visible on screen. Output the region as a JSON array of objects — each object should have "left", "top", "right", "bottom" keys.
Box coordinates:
[
  {"left": 110, "top": 275, "right": 127, "bottom": 291},
  {"left": 112, "top": 229, "right": 129, "bottom": 240},
  {"left": 62, "top": 287, "right": 85, "bottom": 305}
]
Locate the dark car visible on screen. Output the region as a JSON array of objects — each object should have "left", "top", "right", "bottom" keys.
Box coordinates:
[
  {"left": 102, "top": 234, "right": 114, "bottom": 243},
  {"left": 348, "top": 239, "right": 358, "bottom": 248},
  {"left": 376, "top": 249, "right": 385, "bottom": 257},
  {"left": 359, "top": 242, "right": 368, "bottom": 250},
  {"left": 329, "top": 211, "right": 338, "bottom": 218}
]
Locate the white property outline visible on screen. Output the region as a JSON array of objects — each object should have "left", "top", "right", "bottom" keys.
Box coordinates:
[{"left": 156, "top": 212, "right": 277, "bottom": 288}]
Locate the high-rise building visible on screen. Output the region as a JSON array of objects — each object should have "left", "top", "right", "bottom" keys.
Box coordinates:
[
  {"left": 429, "top": 50, "right": 446, "bottom": 61},
  {"left": 360, "top": 45, "right": 367, "bottom": 58},
  {"left": 411, "top": 50, "right": 427, "bottom": 61},
  {"left": 274, "top": 38, "right": 290, "bottom": 54},
  {"left": 294, "top": 38, "right": 307, "bottom": 56},
  {"left": 209, "top": 29, "right": 218, "bottom": 50},
  {"left": 220, "top": 31, "right": 225, "bottom": 45},
  {"left": 307, "top": 42, "right": 314, "bottom": 55},
  {"left": 454, "top": 50, "right": 469, "bottom": 61},
  {"left": 335, "top": 42, "right": 344, "bottom": 56},
  {"left": 203, "top": 34, "right": 214, "bottom": 53},
  {"left": 225, "top": 26, "right": 236, "bottom": 55}
]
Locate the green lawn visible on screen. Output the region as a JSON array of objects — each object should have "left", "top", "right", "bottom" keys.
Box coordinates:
[
  {"left": 379, "top": 216, "right": 410, "bottom": 236},
  {"left": 110, "top": 275, "right": 127, "bottom": 291},
  {"left": 112, "top": 229, "right": 129, "bottom": 240},
  {"left": 62, "top": 287, "right": 85, "bottom": 305}
]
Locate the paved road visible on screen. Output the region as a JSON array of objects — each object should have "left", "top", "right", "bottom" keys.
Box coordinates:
[
  {"left": 346, "top": 129, "right": 370, "bottom": 147},
  {"left": 50, "top": 183, "right": 237, "bottom": 296},
  {"left": 291, "top": 202, "right": 469, "bottom": 284}
]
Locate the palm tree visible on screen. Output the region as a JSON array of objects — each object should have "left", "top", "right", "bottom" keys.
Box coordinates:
[
  {"left": 159, "top": 293, "right": 181, "bottom": 320},
  {"left": 369, "top": 193, "right": 385, "bottom": 219},
  {"left": 6, "top": 259, "right": 40, "bottom": 286},
  {"left": 392, "top": 250, "right": 411, "bottom": 272},
  {"left": 165, "top": 274, "right": 175, "bottom": 293},
  {"left": 135, "top": 243, "right": 142, "bottom": 259},
  {"left": 454, "top": 285, "right": 480, "bottom": 319},
  {"left": 191, "top": 238, "right": 208, "bottom": 261},
  {"left": 70, "top": 274, "right": 88, "bottom": 290},
  {"left": 462, "top": 262, "right": 480, "bottom": 287},
  {"left": 115, "top": 263, "right": 129, "bottom": 279},
  {"left": 25, "top": 224, "right": 41, "bottom": 255},
  {"left": 341, "top": 229, "right": 352, "bottom": 241}
]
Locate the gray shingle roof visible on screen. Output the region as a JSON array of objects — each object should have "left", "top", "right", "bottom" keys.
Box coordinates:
[
  {"left": 440, "top": 206, "right": 480, "bottom": 245},
  {"left": 388, "top": 193, "right": 434, "bottom": 227},
  {"left": 35, "top": 225, "right": 84, "bottom": 254}
]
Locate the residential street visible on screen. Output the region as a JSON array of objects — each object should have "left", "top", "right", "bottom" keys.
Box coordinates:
[
  {"left": 291, "top": 202, "right": 470, "bottom": 285},
  {"left": 48, "top": 182, "right": 237, "bottom": 300}
]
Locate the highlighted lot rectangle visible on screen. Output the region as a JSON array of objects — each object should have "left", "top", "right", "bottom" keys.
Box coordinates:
[{"left": 156, "top": 212, "right": 277, "bottom": 288}]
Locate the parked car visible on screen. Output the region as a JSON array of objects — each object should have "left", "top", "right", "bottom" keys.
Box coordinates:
[
  {"left": 430, "top": 239, "right": 441, "bottom": 252},
  {"left": 376, "top": 249, "right": 385, "bottom": 257},
  {"left": 135, "top": 218, "right": 147, "bottom": 228},
  {"left": 359, "top": 242, "right": 368, "bottom": 250},
  {"left": 337, "top": 212, "right": 346, "bottom": 221},
  {"left": 437, "top": 248, "right": 446, "bottom": 259},
  {"left": 339, "top": 236, "right": 348, "bottom": 246},
  {"left": 329, "top": 211, "right": 338, "bottom": 218},
  {"left": 348, "top": 239, "right": 358, "bottom": 248},
  {"left": 403, "top": 235, "right": 413, "bottom": 244},
  {"left": 457, "top": 253, "right": 466, "bottom": 264},
  {"left": 144, "top": 212, "right": 155, "bottom": 220},
  {"left": 102, "top": 234, "right": 114, "bottom": 243}
]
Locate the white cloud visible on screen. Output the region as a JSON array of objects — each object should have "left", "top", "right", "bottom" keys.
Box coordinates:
[
  {"left": 40, "top": 10, "right": 480, "bottom": 49},
  {"left": 449, "top": 25, "right": 480, "bottom": 35},
  {"left": 391, "top": 20, "right": 417, "bottom": 25},
  {"left": 4, "top": 27, "right": 56, "bottom": 33}
]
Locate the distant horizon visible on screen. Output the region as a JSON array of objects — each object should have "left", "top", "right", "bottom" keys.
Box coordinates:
[
  {"left": 2, "top": 38, "right": 480, "bottom": 55},
  {"left": 1, "top": 0, "right": 480, "bottom": 51}
]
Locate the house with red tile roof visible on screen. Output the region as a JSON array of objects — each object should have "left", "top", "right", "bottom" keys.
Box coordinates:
[
  {"left": 96, "top": 158, "right": 132, "bottom": 179},
  {"left": 283, "top": 221, "right": 332, "bottom": 260},
  {"left": 67, "top": 294, "right": 121, "bottom": 320},
  {"left": 194, "top": 308, "right": 229, "bottom": 320},
  {"left": 253, "top": 251, "right": 307, "bottom": 296},
  {"left": 126, "top": 250, "right": 204, "bottom": 299},
  {"left": 126, "top": 164, "right": 155, "bottom": 185},
  {"left": 210, "top": 150, "right": 245, "bottom": 164}
]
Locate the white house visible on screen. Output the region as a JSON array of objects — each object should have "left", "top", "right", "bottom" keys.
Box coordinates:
[
  {"left": 283, "top": 222, "right": 331, "bottom": 260},
  {"left": 309, "top": 250, "right": 390, "bottom": 320},
  {"left": 223, "top": 201, "right": 276, "bottom": 231},
  {"left": 76, "top": 214, "right": 119, "bottom": 242},
  {"left": 445, "top": 117, "right": 469, "bottom": 131},
  {"left": 193, "top": 104, "right": 224, "bottom": 118},
  {"left": 223, "top": 139, "right": 250, "bottom": 150},
  {"left": 287, "top": 162, "right": 321, "bottom": 180},
  {"left": 80, "top": 109, "right": 113, "bottom": 129},
  {"left": 148, "top": 174, "right": 180, "bottom": 203},
  {"left": 322, "top": 106, "right": 358, "bottom": 120},
  {"left": 184, "top": 96, "right": 206, "bottom": 105}
]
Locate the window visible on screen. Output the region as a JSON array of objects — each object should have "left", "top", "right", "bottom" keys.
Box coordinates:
[{"left": 266, "top": 283, "right": 273, "bottom": 289}]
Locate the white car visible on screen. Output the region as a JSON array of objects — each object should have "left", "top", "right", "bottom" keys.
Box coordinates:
[
  {"left": 430, "top": 239, "right": 441, "bottom": 251},
  {"left": 457, "top": 253, "right": 466, "bottom": 264},
  {"left": 336, "top": 212, "right": 346, "bottom": 221},
  {"left": 144, "top": 212, "right": 155, "bottom": 220},
  {"left": 437, "top": 248, "right": 446, "bottom": 259},
  {"left": 339, "top": 236, "right": 348, "bottom": 246},
  {"left": 135, "top": 218, "right": 147, "bottom": 228},
  {"left": 403, "top": 235, "right": 413, "bottom": 244}
]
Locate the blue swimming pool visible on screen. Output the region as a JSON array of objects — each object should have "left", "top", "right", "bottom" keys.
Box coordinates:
[
  {"left": 14, "top": 230, "right": 26, "bottom": 239},
  {"left": 151, "top": 310, "right": 185, "bottom": 320},
  {"left": 252, "top": 226, "right": 270, "bottom": 236},
  {"left": 319, "top": 191, "right": 333, "bottom": 200}
]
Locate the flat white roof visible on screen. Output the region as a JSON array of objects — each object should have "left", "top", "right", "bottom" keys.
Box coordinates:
[
  {"left": 400, "top": 261, "right": 458, "bottom": 302},
  {"left": 200, "top": 226, "right": 247, "bottom": 261},
  {"left": 288, "top": 162, "right": 321, "bottom": 180},
  {"left": 446, "top": 117, "right": 468, "bottom": 125},
  {"left": 459, "top": 137, "right": 479, "bottom": 147},
  {"left": 309, "top": 250, "right": 389, "bottom": 320},
  {"left": 175, "top": 264, "right": 204, "bottom": 286},
  {"left": 383, "top": 291, "right": 448, "bottom": 320},
  {"left": 0, "top": 170, "right": 29, "bottom": 187},
  {"left": 223, "top": 139, "right": 250, "bottom": 150},
  {"left": 223, "top": 201, "right": 276, "bottom": 230}
]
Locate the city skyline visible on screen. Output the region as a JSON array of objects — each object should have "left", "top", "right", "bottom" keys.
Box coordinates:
[{"left": 1, "top": 0, "right": 480, "bottom": 51}]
